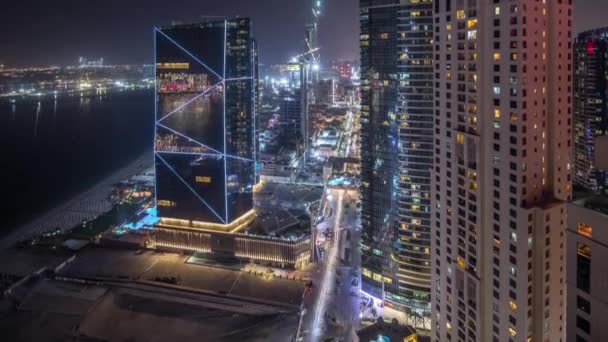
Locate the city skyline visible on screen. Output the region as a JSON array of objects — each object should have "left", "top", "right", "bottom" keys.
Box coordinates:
[
  {"left": 0, "top": 0, "right": 358, "bottom": 67},
  {"left": 1, "top": 1, "right": 608, "bottom": 341},
  {"left": 1, "top": 0, "right": 605, "bottom": 67}
]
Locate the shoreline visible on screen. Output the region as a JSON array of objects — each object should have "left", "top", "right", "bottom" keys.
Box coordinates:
[{"left": 0, "top": 150, "right": 153, "bottom": 250}]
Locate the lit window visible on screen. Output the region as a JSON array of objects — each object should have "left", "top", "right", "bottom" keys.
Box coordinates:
[
  {"left": 362, "top": 268, "right": 372, "bottom": 278},
  {"left": 509, "top": 327, "right": 517, "bottom": 337},
  {"left": 372, "top": 273, "right": 382, "bottom": 282},
  {"left": 493, "top": 86, "right": 501, "bottom": 95},
  {"left": 380, "top": 33, "right": 389, "bottom": 39},
  {"left": 467, "top": 19, "right": 477, "bottom": 29},
  {"left": 509, "top": 300, "right": 517, "bottom": 311},
  {"left": 494, "top": 109, "right": 501, "bottom": 119},
  {"left": 457, "top": 256, "right": 466, "bottom": 269},
  {"left": 577, "top": 222, "right": 592, "bottom": 238},
  {"left": 456, "top": 133, "right": 465, "bottom": 144},
  {"left": 456, "top": 10, "right": 465, "bottom": 20},
  {"left": 495, "top": 6, "right": 500, "bottom": 15},
  {"left": 577, "top": 242, "right": 590, "bottom": 258},
  {"left": 493, "top": 52, "right": 501, "bottom": 61}
]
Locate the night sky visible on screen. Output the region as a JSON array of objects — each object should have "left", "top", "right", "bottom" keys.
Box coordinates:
[{"left": 0, "top": 0, "right": 605, "bottom": 67}]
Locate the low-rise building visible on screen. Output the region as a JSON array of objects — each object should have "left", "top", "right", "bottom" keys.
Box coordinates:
[
  {"left": 357, "top": 318, "right": 419, "bottom": 342},
  {"left": 566, "top": 192, "right": 608, "bottom": 341}
]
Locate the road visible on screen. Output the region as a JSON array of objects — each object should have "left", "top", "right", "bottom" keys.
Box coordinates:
[
  {"left": 298, "top": 188, "right": 359, "bottom": 342},
  {"left": 297, "top": 103, "right": 361, "bottom": 342}
]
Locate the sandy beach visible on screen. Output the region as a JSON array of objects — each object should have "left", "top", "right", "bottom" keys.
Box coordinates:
[{"left": 0, "top": 151, "right": 153, "bottom": 250}]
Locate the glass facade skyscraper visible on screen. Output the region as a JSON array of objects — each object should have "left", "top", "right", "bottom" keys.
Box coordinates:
[
  {"left": 574, "top": 27, "right": 608, "bottom": 194},
  {"left": 154, "top": 18, "right": 256, "bottom": 225},
  {"left": 359, "top": 0, "right": 433, "bottom": 329},
  {"left": 394, "top": 0, "right": 433, "bottom": 326},
  {"left": 359, "top": 0, "right": 401, "bottom": 302}
]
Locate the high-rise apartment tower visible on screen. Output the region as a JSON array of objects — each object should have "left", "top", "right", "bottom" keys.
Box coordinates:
[{"left": 431, "top": 1, "right": 572, "bottom": 341}]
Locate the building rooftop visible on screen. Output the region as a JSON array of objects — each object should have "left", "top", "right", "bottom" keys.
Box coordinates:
[
  {"left": 357, "top": 318, "right": 418, "bottom": 342},
  {"left": 247, "top": 208, "right": 310, "bottom": 241},
  {"left": 572, "top": 188, "right": 608, "bottom": 217}
]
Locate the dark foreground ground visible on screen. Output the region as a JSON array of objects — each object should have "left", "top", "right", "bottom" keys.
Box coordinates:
[{"left": 0, "top": 247, "right": 305, "bottom": 342}]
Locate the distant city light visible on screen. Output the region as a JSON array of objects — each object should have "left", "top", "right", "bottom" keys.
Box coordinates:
[{"left": 312, "top": 63, "right": 320, "bottom": 71}]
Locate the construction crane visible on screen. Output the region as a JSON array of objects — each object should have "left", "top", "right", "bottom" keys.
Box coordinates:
[
  {"left": 305, "top": 0, "right": 323, "bottom": 66},
  {"left": 290, "top": 47, "right": 321, "bottom": 64}
]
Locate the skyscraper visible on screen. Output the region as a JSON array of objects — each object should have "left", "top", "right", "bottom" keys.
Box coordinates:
[
  {"left": 394, "top": 0, "right": 434, "bottom": 328},
  {"left": 359, "top": 0, "right": 401, "bottom": 304},
  {"left": 281, "top": 87, "right": 304, "bottom": 140},
  {"left": 359, "top": 1, "right": 435, "bottom": 329},
  {"left": 432, "top": 1, "right": 572, "bottom": 341},
  {"left": 252, "top": 39, "right": 261, "bottom": 186},
  {"left": 154, "top": 18, "right": 255, "bottom": 226},
  {"left": 281, "top": 61, "right": 311, "bottom": 156},
  {"left": 574, "top": 27, "right": 608, "bottom": 194}
]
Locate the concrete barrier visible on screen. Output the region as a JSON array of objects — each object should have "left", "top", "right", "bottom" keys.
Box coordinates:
[{"left": 54, "top": 255, "right": 76, "bottom": 273}]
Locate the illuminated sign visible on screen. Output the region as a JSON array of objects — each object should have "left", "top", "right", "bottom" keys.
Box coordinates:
[
  {"left": 286, "top": 64, "right": 301, "bottom": 71},
  {"left": 587, "top": 41, "right": 595, "bottom": 55},
  {"left": 196, "top": 176, "right": 212, "bottom": 183},
  {"left": 156, "top": 63, "right": 190, "bottom": 70},
  {"left": 157, "top": 200, "right": 176, "bottom": 207}
]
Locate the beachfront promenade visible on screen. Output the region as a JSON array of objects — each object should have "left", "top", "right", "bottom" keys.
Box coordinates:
[{"left": 0, "top": 152, "right": 153, "bottom": 250}]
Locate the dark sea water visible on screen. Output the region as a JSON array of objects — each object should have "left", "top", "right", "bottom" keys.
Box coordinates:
[{"left": 0, "top": 90, "right": 154, "bottom": 233}]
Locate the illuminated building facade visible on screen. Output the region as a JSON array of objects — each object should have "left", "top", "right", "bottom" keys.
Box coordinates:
[
  {"left": 281, "top": 88, "right": 304, "bottom": 140},
  {"left": 253, "top": 39, "right": 261, "bottom": 185},
  {"left": 154, "top": 18, "right": 256, "bottom": 226},
  {"left": 281, "top": 61, "right": 311, "bottom": 154},
  {"left": 566, "top": 194, "right": 608, "bottom": 342},
  {"left": 393, "top": 0, "right": 433, "bottom": 327},
  {"left": 359, "top": 0, "right": 402, "bottom": 302},
  {"left": 155, "top": 225, "right": 311, "bottom": 267},
  {"left": 432, "top": 1, "right": 572, "bottom": 341},
  {"left": 574, "top": 27, "right": 608, "bottom": 194}
]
